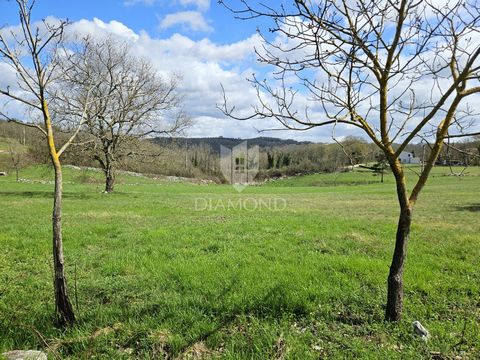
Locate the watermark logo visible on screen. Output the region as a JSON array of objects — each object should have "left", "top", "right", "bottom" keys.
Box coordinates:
[
  {"left": 220, "top": 141, "right": 259, "bottom": 192},
  {"left": 193, "top": 140, "right": 287, "bottom": 212},
  {"left": 194, "top": 197, "right": 287, "bottom": 211}
]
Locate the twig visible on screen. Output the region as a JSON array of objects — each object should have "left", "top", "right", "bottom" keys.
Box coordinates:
[
  {"left": 452, "top": 318, "right": 468, "bottom": 349},
  {"left": 13, "top": 322, "right": 62, "bottom": 360},
  {"left": 74, "top": 261, "right": 80, "bottom": 314}
]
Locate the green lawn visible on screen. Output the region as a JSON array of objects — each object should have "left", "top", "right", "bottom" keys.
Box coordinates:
[{"left": 0, "top": 166, "right": 479, "bottom": 359}]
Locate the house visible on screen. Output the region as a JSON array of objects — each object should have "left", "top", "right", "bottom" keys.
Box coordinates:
[{"left": 399, "top": 151, "right": 421, "bottom": 164}]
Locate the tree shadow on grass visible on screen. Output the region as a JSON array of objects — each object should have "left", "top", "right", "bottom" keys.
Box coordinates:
[
  {"left": 170, "top": 283, "right": 311, "bottom": 356},
  {"left": 0, "top": 190, "right": 107, "bottom": 200},
  {"left": 168, "top": 284, "right": 381, "bottom": 357},
  {"left": 0, "top": 190, "right": 54, "bottom": 199},
  {"left": 455, "top": 203, "right": 480, "bottom": 212}
]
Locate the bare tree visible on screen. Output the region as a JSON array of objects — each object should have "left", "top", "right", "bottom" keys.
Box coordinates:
[
  {"left": 56, "top": 37, "right": 190, "bottom": 193},
  {"left": 0, "top": 0, "right": 98, "bottom": 325},
  {"left": 7, "top": 138, "right": 29, "bottom": 181},
  {"left": 220, "top": 0, "right": 480, "bottom": 321}
]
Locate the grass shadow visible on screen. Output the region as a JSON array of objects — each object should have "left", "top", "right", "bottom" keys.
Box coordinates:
[
  {"left": 0, "top": 191, "right": 97, "bottom": 199},
  {"left": 456, "top": 203, "right": 480, "bottom": 212}
]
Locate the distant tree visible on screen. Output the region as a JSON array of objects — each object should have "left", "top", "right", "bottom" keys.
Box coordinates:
[
  {"left": 267, "top": 151, "right": 275, "bottom": 169},
  {"left": 275, "top": 153, "right": 283, "bottom": 169},
  {"left": 192, "top": 151, "right": 199, "bottom": 167},
  {"left": 0, "top": 0, "right": 101, "bottom": 325},
  {"left": 188, "top": 144, "right": 216, "bottom": 174},
  {"left": 360, "top": 153, "right": 388, "bottom": 183},
  {"left": 7, "top": 139, "right": 30, "bottom": 182},
  {"left": 0, "top": 121, "right": 28, "bottom": 145},
  {"left": 374, "top": 155, "right": 388, "bottom": 184},
  {"left": 221, "top": 0, "right": 480, "bottom": 321},
  {"left": 339, "top": 136, "right": 370, "bottom": 166},
  {"left": 56, "top": 37, "right": 190, "bottom": 193},
  {"left": 282, "top": 152, "right": 292, "bottom": 167}
]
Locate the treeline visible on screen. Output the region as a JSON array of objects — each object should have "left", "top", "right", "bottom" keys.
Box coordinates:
[
  {"left": 2, "top": 120, "right": 479, "bottom": 183},
  {"left": 259, "top": 137, "right": 379, "bottom": 178},
  {"left": 174, "top": 135, "right": 480, "bottom": 180},
  {"left": 147, "top": 136, "right": 382, "bottom": 180},
  {"left": 155, "top": 136, "right": 310, "bottom": 150}
]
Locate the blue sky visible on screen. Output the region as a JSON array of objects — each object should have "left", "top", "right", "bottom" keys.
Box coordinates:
[
  {"left": 0, "top": 1, "right": 261, "bottom": 44},
  {"left": 2, "top": 0, "right": 320, "bottom": 141}
]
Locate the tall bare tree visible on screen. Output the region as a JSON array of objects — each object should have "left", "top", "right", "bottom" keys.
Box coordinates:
[
  {"left": 0, "top": 1, "right": 99, "bottom": 325},
  {"left": 56, "top": 37, "right": 190, "bottom": 193},
  {"left": 220, "top": 0, "right": 480, "bottom": 321}
]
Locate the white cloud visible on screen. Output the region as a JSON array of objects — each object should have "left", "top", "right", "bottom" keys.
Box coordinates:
[
  {"left": 0, "top": 16, "right": 380, "bottom": 142},
  {"left": 13, "top": 16, "right": 473, "bottom": 142},
  {"left": 159, "top": 11, "right": 212, "bottom": 32},
  {"left": 68, "top": 18, "right": 139, "bottom": 40},
  {"left": 0, "top": 63, "right": 18, "bottom": 87},
  {"left": 139, "top": 32, "right": 261, "bottom": 62},
  {"left": 54, "top": 18, "right": 276, "bottom": 138}
]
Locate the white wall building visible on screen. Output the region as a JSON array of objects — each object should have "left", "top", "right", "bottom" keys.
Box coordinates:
[{"left": 399, "top": 151, "right": 421, "bottom": 164}]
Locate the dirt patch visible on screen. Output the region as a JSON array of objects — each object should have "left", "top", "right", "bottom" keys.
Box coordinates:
[{"left": 179, "top": 341, "right": 218, "bottom": 359}]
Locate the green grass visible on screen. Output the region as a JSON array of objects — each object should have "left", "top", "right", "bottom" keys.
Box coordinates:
[{"left": 0, "top": 166, "right": 479, "bottom": 359}]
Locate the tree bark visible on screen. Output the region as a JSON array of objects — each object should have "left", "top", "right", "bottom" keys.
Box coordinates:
[
  {"left": 52, "top": 159, "right": 76, "bottom": 325},
  {"left": 385, "top": 205, "right": 412, "bottom": 321},
  {"left": 104, "top": 166, "right": 115, "bottom": 193},
  {"left": 385, "top": 161, "right": 412, "bottom": 321}
]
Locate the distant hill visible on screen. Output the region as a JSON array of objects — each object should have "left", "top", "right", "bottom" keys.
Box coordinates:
[{"left": 153, "top": 136, "right": 312, "bottom": 152}]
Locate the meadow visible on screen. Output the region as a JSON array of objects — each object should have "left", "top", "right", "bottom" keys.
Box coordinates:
[{"left": 0, "top": 164, "right": 479, "bottom": 359}]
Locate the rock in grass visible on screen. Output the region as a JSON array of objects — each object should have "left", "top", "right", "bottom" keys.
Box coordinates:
[
  {"left": 412, "top": 321, "right": 430, "bottom": 341},
  {"left": 1, "top": 350, "right": 47, "bottom": 360}
]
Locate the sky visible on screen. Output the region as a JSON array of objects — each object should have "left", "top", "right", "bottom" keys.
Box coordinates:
[
  {"left": 0, "top": 0, "right": 311, "bottom": 141},
  {"left": 0, "top": 1, "right": 479, "bottom": 143},
  {"left": 0, "top": 0, "right": 259, "bottom": 44}
]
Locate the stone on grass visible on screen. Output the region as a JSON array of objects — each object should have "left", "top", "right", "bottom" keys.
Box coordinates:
[
  {"left": 1, "top": 350, "right": 47, "bottom": 360},
  {"left": 412, "top": 321, "right": 430, "bottom": 341}
]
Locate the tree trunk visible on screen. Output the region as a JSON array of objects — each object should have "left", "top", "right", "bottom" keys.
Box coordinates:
[
  {"left": 384, "top": 159, "right": 413, "bottom": 321},
  {"left": 385, "top": 206, "right": 412, "bottom": 321},
  {"left": 104, "top": 166, "right": 115, "bottom": 193},
  {"left": 52, "top": 161, "right": 76, "bottom": 325}
]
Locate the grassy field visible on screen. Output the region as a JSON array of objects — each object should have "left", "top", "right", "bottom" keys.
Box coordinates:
[{"left": 0, "top": 165, "right": 479, "bottom": 359}]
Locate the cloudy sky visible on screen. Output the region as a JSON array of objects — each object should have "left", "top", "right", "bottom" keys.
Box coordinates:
[
  {"left": 1, "top": 0, "right": 317, "bottom": 141},
  {"left": 0, "top": 1, "right": 479, "bottom": 142}
]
